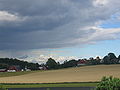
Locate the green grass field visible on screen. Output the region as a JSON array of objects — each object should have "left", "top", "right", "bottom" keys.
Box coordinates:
[{"left": 0, "top": 82, "right": 98, "bottom": 88}]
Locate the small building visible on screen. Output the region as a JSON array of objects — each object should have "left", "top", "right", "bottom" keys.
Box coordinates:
[
  {"left": 39, "top": 66, "right": 47, "bottom": 70},
  {"left": 77, "top": 59, "right": 87, "bottom": 66},
  {"left": 24, "top": 66, "right": 31, "bottom": 71},
  {"left": 25, "top": 69, "right": 31, "bottom": 71},
  {"left": 7, "top": 65, "right": 21, "bottom": 72},
  {"left": 0, "top": 69, "right": 7, "bottom": 72}
]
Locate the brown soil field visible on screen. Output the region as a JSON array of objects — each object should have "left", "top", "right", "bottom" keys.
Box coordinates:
[{"left": 0, "top": 64, "right": 120, "bottom": 83}]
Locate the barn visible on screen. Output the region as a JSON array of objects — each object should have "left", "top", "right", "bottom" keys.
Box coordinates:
[{"left": 7, "top": 65, "right": 21, "bottom": 72}]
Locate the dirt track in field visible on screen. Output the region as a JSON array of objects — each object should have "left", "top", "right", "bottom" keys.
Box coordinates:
[{"left": 0, "top": 64, "right": 120, "bottom": 83}]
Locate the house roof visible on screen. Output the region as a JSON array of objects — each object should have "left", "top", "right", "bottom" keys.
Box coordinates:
[
  {"left": 77, "top": 60, "right": 87, "bottom": 64},
  {"left": 8, "top": 65, "right": 21, "bottom": 71}
]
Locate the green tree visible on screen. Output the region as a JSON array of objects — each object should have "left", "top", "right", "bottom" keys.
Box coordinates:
[
  {"left": 46, "top": 58, "right": 58, "bottom": 69},
  {"left": 118, "top": 55, "right": 120, "bottom": 59},
  {"left": 61, "top": 60, "right": 77, "bottom": 68},
  {"left": 88, "top": 57, "right": 100, "bottom": 65},
  {"left": 0, "top": 63, "right": 9, "bottom": 69},
  {"left": 0, "top": 58, "right": 40, "bottom": 70},
  {"left": 108, "top": 53, "right": 117, "bottom": 59},
  {"left": 103, "top": 53, "right": 118, "bottom": 64},
  {"left": 108, "top": 53, "right": 118, "bottom": 64},
  {"left": 117, "top": 55, "right": 120, "bottom": 63},
  {"left": 102, "top": 56, "right": 110, "bottom": 64}
]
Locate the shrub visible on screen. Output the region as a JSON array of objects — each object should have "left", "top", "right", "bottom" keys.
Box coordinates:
[{"left": 96, "top": 76, "right": 120, "bottom": 90}]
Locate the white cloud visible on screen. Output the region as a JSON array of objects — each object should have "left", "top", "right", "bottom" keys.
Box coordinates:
[
  {"left": 87, "top": 27, "right": 120, "bottom": 41},
  {"left": 26, "top": 54, "right": 78, "bottom": 64},
  {"left": 0, "top": 11, "right": 21, "bottom": 21},
  {"left": 73, "top": 27, "right": 120, "bottom": 45},
  {"left": 93, "top": 0, "right": 108, "bottom": 6},
  {"left": 7, "top": 49, "right": 79, "bottom": 64}
]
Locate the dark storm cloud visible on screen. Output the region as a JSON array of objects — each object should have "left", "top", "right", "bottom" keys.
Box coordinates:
[
  {"left": 0, "top": 0, "right": 74, "bottom": 33},
  {"left": 0, "top": 0, "right": 120, "bottom": 50}
]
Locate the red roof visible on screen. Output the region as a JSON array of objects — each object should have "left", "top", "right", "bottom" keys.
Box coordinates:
[
  {"left": 78, "top": 60, "right": 86, "bottom": 64},
  {"left": 8, "top": 66, "right": 21, "bottom": 71}
]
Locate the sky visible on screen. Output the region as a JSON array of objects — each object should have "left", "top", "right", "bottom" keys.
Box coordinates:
[{"left": 0, "top": 0, "right": 120, "bottom": 64}]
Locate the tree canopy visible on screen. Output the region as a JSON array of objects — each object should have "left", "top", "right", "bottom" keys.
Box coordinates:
[
  {"left": 46, "top": 58, "right": 58, "bottom": 69},
  {"left": 102, "top": 53, "right": 119, "bottom": 64},
  {"left": 0, "top": 58, "right": 39, "bottom": 70}
]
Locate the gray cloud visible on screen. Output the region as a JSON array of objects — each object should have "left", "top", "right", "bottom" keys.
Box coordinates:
[{"left": 0, "top": 0, "right": 120, "bottom": 50}]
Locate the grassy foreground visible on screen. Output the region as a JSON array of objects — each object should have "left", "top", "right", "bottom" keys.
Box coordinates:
[{"left": 1, "top": 82, "right": 98, "bottom": 88}]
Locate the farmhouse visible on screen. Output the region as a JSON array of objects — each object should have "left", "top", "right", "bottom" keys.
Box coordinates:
[
  {"left": 7, "top": 65, "right": 21, "bottom": 72},
  {"left": 77, "top": 59, "right": 87, "bottom": 66}
]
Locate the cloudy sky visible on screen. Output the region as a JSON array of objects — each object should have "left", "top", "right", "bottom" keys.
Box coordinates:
[{"left": 0, "top": 0, "right": 120, "bottom": 63}]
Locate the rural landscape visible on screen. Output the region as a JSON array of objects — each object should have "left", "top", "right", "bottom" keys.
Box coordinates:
[
  {"left": 0, "top": 64, "right": 120, "bottom": 83},
  {"left": 0, "top": 0, "right": 120, "bottom": 90},
  {"left": 0, "top": 53, "right": 120, "bottom": 89}
]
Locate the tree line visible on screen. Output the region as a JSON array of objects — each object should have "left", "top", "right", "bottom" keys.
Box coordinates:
[
  {"left": 0, "top": 58, "right": 39, "bottom": 70},
  {"left": 0, "top": 52, "right": 120, "bottom": 70},
  {"left": 45, "top": 53, "right": 120, "bottom": 70}
]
